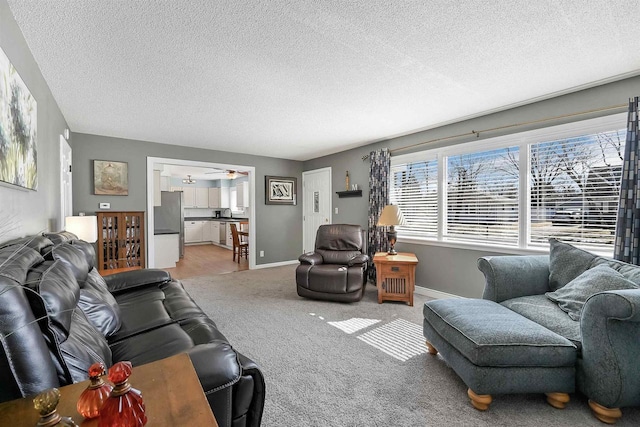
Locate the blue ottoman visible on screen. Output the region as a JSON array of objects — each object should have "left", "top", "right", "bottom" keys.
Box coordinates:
[{"left": 423, "top": 299, "right": 577, "bottom": 410}]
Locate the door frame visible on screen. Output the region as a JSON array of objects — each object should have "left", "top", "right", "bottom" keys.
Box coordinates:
[
  {"left": 146, "top": 157, "right": 256, "bottom": 269},
  {"left": 302, "top": 167, "right": 332, "bottom": 253},
  {"left": 59, "top": 135, "right": 72, "bottom": 231}
]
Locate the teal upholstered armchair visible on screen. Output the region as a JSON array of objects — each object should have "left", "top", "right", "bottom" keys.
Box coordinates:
[{"left": 477, "top": 239, "right": 640, "bottom": 423}]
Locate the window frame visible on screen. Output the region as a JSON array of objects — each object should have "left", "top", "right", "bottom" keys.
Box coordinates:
[{"left": 391, "top": 113, "right": 627, "bottom": 257}]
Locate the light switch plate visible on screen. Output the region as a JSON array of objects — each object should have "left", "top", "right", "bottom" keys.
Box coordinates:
[{"left": 99, "top": 202, "right": 110, "bottom": 209}]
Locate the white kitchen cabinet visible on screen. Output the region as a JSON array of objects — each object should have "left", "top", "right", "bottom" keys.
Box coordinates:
[
  {"left": 210, "top": 221, "right": 220, "bottom": 244},
  {"left": 182, "top": 186, "right": 196, "bottom": 207},
  {"left": 195, "top": 187, "right": 209, "bottom": 208},
  {"left": 170, "top": 186, "right": 181, "bottom": 192},
  {"left": 184, "top": 220, "right": 203, "bottom": 243},
  {"left": 202, "top": 220, "right": 213, "bottom": 242},
  {"left": 208, "top": 187, "right": 230, "bottom": 209},
  {"left": 208, "top": 187, "right": 220, "bottom": 208},
  {"left": 153, "top": 170, "right": 161, "bottom": 207},
  {"left": 236, "top": 181, "right": 249, "bottom": 208}
]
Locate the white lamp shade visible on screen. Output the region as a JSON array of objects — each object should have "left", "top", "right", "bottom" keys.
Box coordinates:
[
  {"left": 377, "top": 205, "right": 406, "bottom": 226},
  {"left": 65, "top": 216, "right": 98, "bottom": 243}
]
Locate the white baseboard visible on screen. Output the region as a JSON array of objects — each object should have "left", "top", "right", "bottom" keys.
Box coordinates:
[
  {"left": 414, "top": 285, "right": 462, "bottom": 300},
  {"left": 254, "top": 259, "right": 298, "bottom": 269}
]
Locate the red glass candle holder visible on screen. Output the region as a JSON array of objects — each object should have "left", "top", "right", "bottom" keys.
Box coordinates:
[
  {"left": 77, "top": 362, "right": 113, "bottom": 419},
  {"left": 99, "top": 361, "right": 147, "bottom": 427}
]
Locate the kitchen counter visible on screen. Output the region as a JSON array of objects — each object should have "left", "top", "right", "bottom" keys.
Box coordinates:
[
  {"left": 185, "top": 217, "right": 248, "bottom": 222},
  {"left": 154, "top": 228, "right": 180, "bottom": 235}
]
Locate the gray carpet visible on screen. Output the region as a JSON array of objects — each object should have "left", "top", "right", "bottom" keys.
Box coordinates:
[{"left": 181, "top": 265, "right": 640, "bottom": 426}]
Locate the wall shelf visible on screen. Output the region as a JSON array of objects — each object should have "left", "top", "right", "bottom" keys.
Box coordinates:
[{"left": 336, "top": 190, "right": 362, "bottom": 198}]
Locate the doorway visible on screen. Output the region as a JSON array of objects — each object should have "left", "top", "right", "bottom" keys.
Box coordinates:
[
  {"left": 302, "top": 167, "right": 332, "bottom": 253},
  {"left": 59, "top": 135, "right": 72, "bottom": 230},
  {"left": 146, "top": 157, "right": 256, "bottom": 273}
]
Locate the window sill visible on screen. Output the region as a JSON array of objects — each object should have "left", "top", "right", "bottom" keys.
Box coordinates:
[{"left": 397, "top": 235, "right": 614, "bottom": 258}]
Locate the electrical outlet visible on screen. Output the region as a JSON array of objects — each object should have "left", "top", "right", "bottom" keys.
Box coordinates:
[
  {"left": 334, "top": 207, "right": 338, "bottom": 214},
  {"left": 259, "top": 250, "right": 264, "bottom": 257}
]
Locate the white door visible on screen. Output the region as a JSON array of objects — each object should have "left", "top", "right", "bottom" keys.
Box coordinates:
[
  {"left": 59, "top": 136, "right": 72, "bottom": 230},
  {"left": 302, "top": 167, "right": 332, "bottom": 253}
]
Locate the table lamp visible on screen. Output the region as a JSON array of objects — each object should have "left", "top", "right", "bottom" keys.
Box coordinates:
[
  {"left": 377, "top": 204, "right": 406, "bottom": 255},
  {"left": 65, "top": 215, "right": 98, "bottom": 243}
]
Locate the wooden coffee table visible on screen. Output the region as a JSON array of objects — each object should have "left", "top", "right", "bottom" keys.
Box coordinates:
[{"left": 0, "top": 353, "right": 218, "bottom": 426}]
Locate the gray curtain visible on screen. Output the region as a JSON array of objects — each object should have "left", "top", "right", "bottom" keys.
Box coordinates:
[
  {"left": 614, "top": 96, "right": 640, "bottom": 263},
  {"left": 367, "top": 148, "right": 390, "bottom": 282}
]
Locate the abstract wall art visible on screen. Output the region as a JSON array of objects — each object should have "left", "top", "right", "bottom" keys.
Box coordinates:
[
  {"left": 0, "top": 47, "right": 37, "bottom": 190},
  {"left": 265, "top": 175, "right": 297, "bottom": 205},
  {"left": 94, "top": 160, "right": 129, "bottom": 195}
]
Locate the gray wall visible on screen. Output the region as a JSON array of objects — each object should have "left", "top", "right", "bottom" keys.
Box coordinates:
[
  {"left": 304, "top": 76, "right": 640, "bottom": 297},
  {"left": 72, "top": 133, "right": 303, "bottom": 265},
  {"left": 0, "top": 0, "right": 69, "bottom": 240}
]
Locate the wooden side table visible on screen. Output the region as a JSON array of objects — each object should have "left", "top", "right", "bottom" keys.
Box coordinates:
[
  {"left": 0, "top": 353, "right": 218, "bottom": 426},
  {"left": 373, "top": 252, "right": 419, "bottom": 306}
]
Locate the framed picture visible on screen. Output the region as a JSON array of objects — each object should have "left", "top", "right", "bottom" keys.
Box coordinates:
[
  {"left": 265, "top": 175, "right": 297, "bottom": 205},
  {"left": 0, "top": 47, "right": 38, "bottom": 190},
  {"left": 94, "top": 160, "right": 128, "bottom": 195}
]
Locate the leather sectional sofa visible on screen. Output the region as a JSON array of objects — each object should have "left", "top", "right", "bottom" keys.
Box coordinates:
[{"left": 0, "top": 232, "right": 264, "bottom": 426}]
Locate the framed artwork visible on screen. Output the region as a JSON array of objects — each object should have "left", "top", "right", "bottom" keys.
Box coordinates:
[
  {"left": 0, "top": 47, "right": 37, "bottom": 190},
  {"left": 265, "top": 175, "right": 297, "bottom": 205},
  {"left": 94, "top": 160, "right": 129, "bottom": 195}
]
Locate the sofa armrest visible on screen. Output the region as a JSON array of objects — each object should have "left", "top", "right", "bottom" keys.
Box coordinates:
[
  {"left": 104, "top": 269, "right": 171, "bottom": 294},
  {"left": 298, "top": 252, "right": 323, "bottom": 265},
  {"left": 348, "top": 254, "right": 369, "bottom": 267},
  {"left": 578, "top": 289, "right": 640, "bottom": 408},
  {"left": 477, "top": 255, "right": 550, "bottom": 303}
]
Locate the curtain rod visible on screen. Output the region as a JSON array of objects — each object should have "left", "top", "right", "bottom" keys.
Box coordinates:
[{"left": 362, "top": 103, "right": 627, "bottom": 161}]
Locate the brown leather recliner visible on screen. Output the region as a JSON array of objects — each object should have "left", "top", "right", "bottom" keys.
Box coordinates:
[{"left": 296, "top": 224, "right": 369, "bottom": 303}]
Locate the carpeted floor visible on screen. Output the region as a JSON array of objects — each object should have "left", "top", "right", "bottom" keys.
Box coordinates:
[{"left": 181, "top": 265, "right": 640, "bottom": 426}]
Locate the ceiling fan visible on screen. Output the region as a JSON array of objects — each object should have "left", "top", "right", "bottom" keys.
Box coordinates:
[{"left": 204, "top": 169, "right": 249, "bottom": 179}]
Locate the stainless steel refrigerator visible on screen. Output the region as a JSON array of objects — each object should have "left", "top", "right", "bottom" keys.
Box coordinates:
[{"left": 154, "top": 191, "right": 185, "bottom": 258}]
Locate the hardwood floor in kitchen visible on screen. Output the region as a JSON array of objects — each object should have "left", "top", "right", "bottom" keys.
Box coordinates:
[{"left": 163, "top": 244, "right": 248, "bottom": 279}]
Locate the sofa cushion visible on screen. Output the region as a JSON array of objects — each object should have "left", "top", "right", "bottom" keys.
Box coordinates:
[
  {"left": 501, "top": 295, "right": 582, "bottom": 349},
  {"left": 24, "top": 260, "right": 112, "bottom": 384},
  {"left": 70, "top": 240, "right": 97, "bottom": 270},
  {"left": 549, "top": 238, "right": 640, "bottom": 289},
  {"left": 548, "top": 238, "right": 598, "bottom": 291},
  {"left": 546, "top": 265, "right": 638, "bottom": 321},
  {"left": 49, "top": 243, "right": 90, "bottom": 284},
  {"left": 79, "top": 269, "right": 122, "bottom": 337},
  {"left": 0, "top": 235, "right": 53, "bottom": 253}
]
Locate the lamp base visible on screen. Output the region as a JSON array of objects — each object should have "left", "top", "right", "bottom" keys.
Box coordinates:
[{"left": 387, "top": 227, "right": 398, "bottom": 256}]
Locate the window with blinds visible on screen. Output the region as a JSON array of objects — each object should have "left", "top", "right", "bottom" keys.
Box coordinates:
[
  {"left": 445, "top": 147, "right": 519, "bottom": 245},
  {"left": 529, "top": 129, "right": 626, "bottom": 249},
  {"left": 389, "top": 114, "right": 626, "bottom": 254},
  {"left": 390, "top": 158, "right": 438, "bottom": 238}
]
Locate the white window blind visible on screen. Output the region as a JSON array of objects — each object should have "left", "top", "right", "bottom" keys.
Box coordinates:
[
  {"left": 445, "top": 147, "right": 519, "bottom": 245},
  {"left": 529, "top": 129, "right": 626, "bottom": 249},
  {"left": 390, "top": 158, "right": 438, "bottom": 238}
]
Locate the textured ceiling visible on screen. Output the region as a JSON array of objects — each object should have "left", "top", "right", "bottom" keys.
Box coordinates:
[{"left": 7, "top": 1, "right": 640, "bottom": 161}]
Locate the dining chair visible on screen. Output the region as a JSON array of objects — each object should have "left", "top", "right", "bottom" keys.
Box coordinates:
[
  {"left": 230, "top": 223, "right": 248, "bottom": 263},
  {"left": 239, "top": 221, "right": 249, "bottom": 244}
]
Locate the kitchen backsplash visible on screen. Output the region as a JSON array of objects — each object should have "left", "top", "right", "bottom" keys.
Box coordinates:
[{"left": 184, "top": 207, "right": 248, "bottom": 218}]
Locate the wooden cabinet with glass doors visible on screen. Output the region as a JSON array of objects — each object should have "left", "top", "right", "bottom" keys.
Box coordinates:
[{"left": 97, "top": 211, "right": 145, "bottom": 274}]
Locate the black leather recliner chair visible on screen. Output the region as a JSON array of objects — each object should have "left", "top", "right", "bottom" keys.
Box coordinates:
[{"left": 296, "top": 224, "right": 369, "bottom": 302}]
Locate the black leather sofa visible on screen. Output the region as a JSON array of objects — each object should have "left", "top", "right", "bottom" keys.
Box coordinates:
[{"left": 0, "top": 232, "right": 264, "bottom": 426}]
